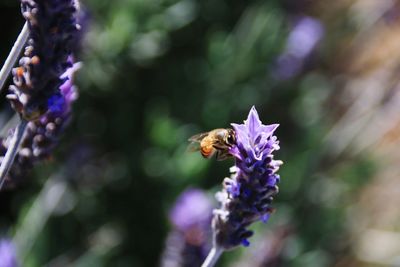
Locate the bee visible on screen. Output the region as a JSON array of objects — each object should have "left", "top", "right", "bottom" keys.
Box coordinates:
[{"left": 188, "top": 128, "right": 236, "bottom": 161}]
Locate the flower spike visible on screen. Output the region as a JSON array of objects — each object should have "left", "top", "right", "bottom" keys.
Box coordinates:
[
  {"left": 7, "top": 0, "right": 80, "bottom": 121},
  {"left": 202, "top": 107, "right": 282, "bottom": 267}
]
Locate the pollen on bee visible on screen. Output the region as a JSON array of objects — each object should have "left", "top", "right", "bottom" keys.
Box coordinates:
[{"left": 200, "top": 146, "right": 214, "bottom": 158}]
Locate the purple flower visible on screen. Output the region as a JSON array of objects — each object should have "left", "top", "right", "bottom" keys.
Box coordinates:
[
  {"left": 170, "top": 188, "right": 213, "bottom": 233},
  {"left": 0, "top": 239, "right": 18, "bottom": 267},
  {"left": 274, "top": 16, "right": 324, "bottom": 79},
  {"left": 0, "top": 62, "right": 79, "bottom": 188},
  {"left": 212, "top": 107, "right": 283, "bottom": 249},
  {"left": 286, "top": 17, "right": 324, "bottom": 59},
  {"left": 161, "top": 188, "right": 213, "bottom": 267},
  {"left": 7, "top": 0, "right": 80, "bottom": 120}
]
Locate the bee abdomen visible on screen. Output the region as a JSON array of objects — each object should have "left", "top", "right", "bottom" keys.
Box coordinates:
[{"left": 201, "top": 146, "right": 214, "bottom": 158}]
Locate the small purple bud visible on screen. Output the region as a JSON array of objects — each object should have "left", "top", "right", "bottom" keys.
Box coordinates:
[
  {"left": 241, "top": 239, "right": 250, "bottom": 247},
  {"left": 161, "top": 188, "right": 213, "bottom": 267},
  {"left": 261, "top": 213, "right": 270, "bottom": 223},
  {"left": 225, "top": 179, "right": 241, "bottom": 198},
  {"left": 47, "top": 94, "right": 65, "bottom": 114}
]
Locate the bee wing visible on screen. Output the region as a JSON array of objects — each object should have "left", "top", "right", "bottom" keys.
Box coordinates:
[
  {"left": 188, "top": 132, "right": 209, "bottom": 142},
  {"left": 187, "top": 141, "right": 201, "bottom": 152},
  {"left": 187, "top": 131, "right": 209, "bottom": 153}
]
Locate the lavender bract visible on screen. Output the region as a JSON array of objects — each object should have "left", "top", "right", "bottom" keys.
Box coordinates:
[
  {"left": 7, "top": 0, "right": 80, "bottom": 120},
  {"left": 212, "top": 107, "right": 282, "bottom": 249}
]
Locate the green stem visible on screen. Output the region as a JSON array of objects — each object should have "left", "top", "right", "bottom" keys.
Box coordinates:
[
  {"left": 201, "top": 246, "right": 224, "bottom": 267},
  {"left": 0, "top": 22, "right": 29, "bottom": 92},
  {"left": 0, "top": 119, "right": 28, "bottom": 190}
]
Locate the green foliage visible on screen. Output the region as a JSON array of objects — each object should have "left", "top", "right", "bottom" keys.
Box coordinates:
[{"left": 0, "top": 0, "right": 380, "bottom": 266}]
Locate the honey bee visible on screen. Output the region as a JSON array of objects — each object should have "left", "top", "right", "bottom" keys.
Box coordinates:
[{"left": 188, "top": 128, "right": 236, "bottom": 161}]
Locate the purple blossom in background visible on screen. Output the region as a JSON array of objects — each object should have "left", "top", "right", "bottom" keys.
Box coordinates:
[
  {"left": 0, "top": 239, "right": 18, "bottom": 267},
  {"left": 0, "top": 62, "right": 79, "bottom": 188},
  {"left": 7, "top": 0, "right": 80, "bottom": 120},
  {"left": 170, "top": 188, "right": 213, "bottom": 232},
  {"left": 161, "top": 188, "right": 213, "bottom": 267},
  {"left": 274, "top": 16, "right": 324, "bottom": 80},
  {"left": 212, "top": 107, "right": 282, "bottom": 249}
]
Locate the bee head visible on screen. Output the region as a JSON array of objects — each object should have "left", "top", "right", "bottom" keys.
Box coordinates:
[{"left": 225, "top": 129, "right": 236, "bottom": 146}]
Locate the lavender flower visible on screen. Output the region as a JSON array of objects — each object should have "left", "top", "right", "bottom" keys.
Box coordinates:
[
  {"left": 274, "top": 16, "right": 324, "bottom": 80},
  {"left": 7, "top": 0, "right": 80, "bottom": 121},
  {"left": 0, "top": 239, "right": 18, "bottom": 267},
  {"left": 212, "top": 106, "right": 282, "bottom": 250},
  {"left": 161, "top": 188, "right": 213, "bottom": 267},
  {"left": 0, "top": 62, "right": 79, "bottom": 188}
]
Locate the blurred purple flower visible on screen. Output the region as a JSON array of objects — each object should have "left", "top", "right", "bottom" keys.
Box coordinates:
[
  {"left": 0, "top": 239, "right": 18, "bottom": 267},
  {"left": 161, "top": 188, "right": 213, "bottom": 267},
  {"left": 212, "top": 107, "right": 282, "bottom": 249},
  {"left": 274, "top": 16, "right": 324, "bottom": 79},
  {"left": 286, "top": 17, "right": 324, "bottom": 58},
  {"left": 170, "top": 188, "right": 213, "bottom": 232},
  {"left": 7, "top": 0, "right": 80, "bottom": 120},
  {"left": 1, "top": 62, "right": 80, "bottom": 188}
]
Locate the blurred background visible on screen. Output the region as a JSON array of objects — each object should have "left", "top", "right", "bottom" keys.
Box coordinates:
[{"left": 1, "top": 0, "right": 400, "bottom": 266}]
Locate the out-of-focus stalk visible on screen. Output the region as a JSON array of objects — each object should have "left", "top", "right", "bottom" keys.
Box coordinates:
[
  {"left": 0, "top": 119, "right": 27, "bottom": 190},
  {"left": 201, "top": 246, "right": 223, "bottom": 267},
  {"left": 0, "top": 23, "right": 28, "bottom": 92}
]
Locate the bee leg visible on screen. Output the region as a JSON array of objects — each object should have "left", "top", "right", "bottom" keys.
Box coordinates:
[{"left": 215, "top": 150, "right": 231, "bottom": 161}]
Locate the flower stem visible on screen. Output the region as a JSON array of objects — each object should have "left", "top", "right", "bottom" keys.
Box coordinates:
[
  {"left": 0, "top": 119, "right": 28, "bottom": 190},
  {"left": 201, "top": 246, "right": 224, "bottom": 267},
  {"left": 0, "top": 22, "right": 29, "bottom": 92}
]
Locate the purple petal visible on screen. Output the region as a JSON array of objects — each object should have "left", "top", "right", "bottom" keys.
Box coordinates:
[
  {"left": 261, "top": 124, "right": 279, "bottom": 138},
  {"left": 244, "top": 106, "right": 262, "bottom": 138}
]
